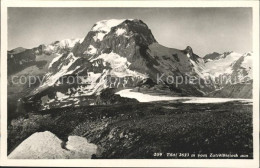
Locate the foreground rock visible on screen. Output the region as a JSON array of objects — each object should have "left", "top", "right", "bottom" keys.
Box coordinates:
[{"left": 8, "top": 131, "right": 97, "bottom": 159}]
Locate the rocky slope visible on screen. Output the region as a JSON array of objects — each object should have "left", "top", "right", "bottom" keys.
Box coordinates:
[
  {"left": 8, "top": 38, "right": 82, "bottom": 74},
  {"left": 8, "top": 101, "right": 253, "bottom": 158},
  {"left": 7, "top": 38, "right": 83, "bottom": 117}
]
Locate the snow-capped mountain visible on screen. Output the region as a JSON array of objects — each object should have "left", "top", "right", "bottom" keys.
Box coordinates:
[
  {"left": 7, "top": 38, "right": 84, "bottom": 114},
  {"left": 8, "top": 19, "right": 253, "bottom": 112},
  {"left": 43, "top": 38, "right": 84, "bottom": 55},
  {"left": 26, "top": 19, "right": 218, "bottom": 110},
  {"left": 7, "top": 38, "right": 83, "bottom": 75},
  {"left": 203, "top": 51, "right": 252, "bottom": 85},
  {"left": 203, "top": 51, "right": 252, "bottom": 98}
]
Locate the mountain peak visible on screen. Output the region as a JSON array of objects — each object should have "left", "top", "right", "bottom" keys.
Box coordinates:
[
  {"left": 243, "top": 52, "right": 252, "bottom": 56},
  {"left": 90, "top": 19, "right": 137, "bottom": 32},
  {"left": 73, "top": 19, "right": 156, "bottom": 57},
  {"left": 89, "top": 19, "right": 150, "bottom": 42},
  {"left": 184, "top": 46, "right": 193, "bottom": 55},
  {"left": 91, "top": 19, "right": 146, "bottom": 31},
  {"left": 91, "top": 19, "right": 130, "bottom": 32}
]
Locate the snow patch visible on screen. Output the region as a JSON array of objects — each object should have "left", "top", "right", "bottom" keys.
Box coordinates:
[
  {"left": 116, "top": 28, "right": 126, "bottom": 36},
  {"left": 91, "top": 19, "right": 132, "bottom": 41},
  {"left": 92, "top": 52, "right": 128, "bottom": 68},
  {"left": 116, "top": 89, "right": 181, "bottom": 102},
  {"left": 79, "top": 38, "right": 84, "bottom": 43},
  {"left": 190, "top": 59, "right": 206, "bottom": 79},
  {"left": 58, "top": 38, "right": 82, "bottom": 48},
  {"left": 240, "top": 53, "right": 253, "bottom": 79},
  {"left": 56, "top": 92, "right": 68, "bottom": 100},
  {"left": 241, "top": 53, "right": 252, "bottom": 71},
  {"left": 92, "top": 19, "right": 126, "bottom": 32},
  {"left": 116, "top": 89, "right": 252, "bottom": 104},
  {"left": 48, "top": 54, "right": 63, "bottom": 68},
  {"left": 204, "top": 52, "right": 243, "bottom": 77},
  {"left": 72, "top": 71, "right": 109, "bottom": 96},
  {"left": 91, "top": 52, "right": 147, "bottom": 78},
  {"left": 44, "top": 38, "right": 82, "bottom": 54},
  {"left": 40, "top": 52, "right": 79, "bottom": 88}
]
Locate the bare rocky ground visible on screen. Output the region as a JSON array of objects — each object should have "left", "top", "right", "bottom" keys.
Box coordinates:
[{"left": 8, "top": 100, "right": 253, "bottom": 159}]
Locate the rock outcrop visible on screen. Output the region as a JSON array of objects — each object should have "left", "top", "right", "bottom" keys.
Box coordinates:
[{"left": 8, "top": 131, "right": 97, "bottom": 159}]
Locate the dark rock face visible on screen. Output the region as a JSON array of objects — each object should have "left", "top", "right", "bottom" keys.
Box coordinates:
[
  {"left": 137, "top": 78, "right": 157, "bottom": 87},
  {"left": 183, "top": 46, "right": 193, "bottom": 56},
  {"left": 203, "top": 51, "right": 233, "bottom": 62},
  {"left": 95, "top": 88, "right": 138, "bottom": 105},
  {"left": 203, "top": 52, "right": 221, "bottom": 62}
]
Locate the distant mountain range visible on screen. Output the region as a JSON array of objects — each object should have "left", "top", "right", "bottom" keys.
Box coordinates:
[{"left": 7, "top": 19, "right": 252, "bottom": 113}]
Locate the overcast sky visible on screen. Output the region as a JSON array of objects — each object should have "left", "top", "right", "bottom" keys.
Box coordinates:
[{"left": 8, "top": 7, "right": 252, "bottom": 56}]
